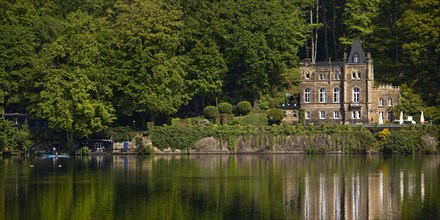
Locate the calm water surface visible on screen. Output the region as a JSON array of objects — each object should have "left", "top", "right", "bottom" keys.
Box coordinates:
[{"left": 0, "top": 154, "right": 439, "bottom": 219}]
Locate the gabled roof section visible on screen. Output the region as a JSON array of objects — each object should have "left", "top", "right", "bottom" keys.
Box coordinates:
[{"left": 347, "top": 39, "right": 366, "bottom": 64}]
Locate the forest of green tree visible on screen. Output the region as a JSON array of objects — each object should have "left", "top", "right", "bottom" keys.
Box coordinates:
[{"left": 1, "top": 0, "right": 439, "bottom": 140}]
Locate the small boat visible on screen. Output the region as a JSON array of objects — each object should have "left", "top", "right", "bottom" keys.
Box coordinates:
[{"left": 41, "top": 154, "right": 70, "bottom": 159}]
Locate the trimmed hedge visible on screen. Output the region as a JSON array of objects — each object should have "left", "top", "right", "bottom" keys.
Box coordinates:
[
  {"left": 267, "top": 109, "right": 284, "bottom": 125},
  {"left": 204, "top": 106, "right": 219, "bottom": 120},
  {"left": 234, "top": 101, "right": 252, "bottom": 116},
  {"left": 218, "top": 102, "right": 233, "bottom": 114}
]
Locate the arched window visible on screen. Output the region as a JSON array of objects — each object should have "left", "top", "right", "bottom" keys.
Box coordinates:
[
  {"left": 353, "top": 87, "right": 360, "bottom": 103},
  {"left": 319, "top": 88, "right": 326, "bottom": 103},
  {"left": 387, "top": 98, "right": 392, "bottom": 106},
  {"left": 352, "top": 71, "right": 356, "bottom": 79},
  {"left": 357, "top": 71, "right": 361, "bottom": 79},
  {"left": 333, "top": 88, "right": 340, "bottom": 103},
  {"left": 304, "top": 88, "right": 311, "bottom": 103},
  {"left": 305, "top": 71, "right": 310, "bottom": 80},
  {"left": 379, "top": 98, "right": 384, "bottom": 106},
  {"left": 353, "top": 53, "right": 359, "bottom": 63}
]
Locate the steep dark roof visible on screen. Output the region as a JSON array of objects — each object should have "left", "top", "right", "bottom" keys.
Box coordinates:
[{"left": 347, "top": 40, "right": 366, "bottom": 64}]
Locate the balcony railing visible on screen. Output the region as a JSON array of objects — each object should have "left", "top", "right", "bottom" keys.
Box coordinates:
[{"left": 349, "top": 102, "right": 362, "bottom": 108}]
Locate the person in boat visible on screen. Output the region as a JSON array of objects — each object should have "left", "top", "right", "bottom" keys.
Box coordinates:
[{"left": 52, "top": 147, "right": 58, "bottom": 156}]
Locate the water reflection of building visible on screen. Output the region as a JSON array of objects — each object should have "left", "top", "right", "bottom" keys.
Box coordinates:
[{"left": 297, "top": 169, "right": 426, "bottom": 219}]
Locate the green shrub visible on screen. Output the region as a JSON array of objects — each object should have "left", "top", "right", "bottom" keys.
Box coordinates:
[
  {"left": 105, "top": 126, "right": 136, "bottom": 142},
  {"left": 234, "top": 101, "right": 252, "bottom": 116},
  {"left": 81, "top": 147, "right": 90, "bottom": 154},
  {"left": 146, "top": 122, "right": 154, "bottom": 131},
  {"left": 383, "top": 131, "right": 409, "bottom": 154},
  {"left": 0, "top": 120, "right": 32, "bottom": 151},
  {"left": 218, "top": 102, "right": 233, "bottom": 114},
  {"left": 204, "top": 106, "right": 219, "bottom": 120},
  {"left": 232, "top": 113, "right": 268, "bottom": 126},
  {"left": 267, "top": 109, "right": 284, "bottom": 125},
  {"left": 299, "top": 108, "right": 305, "bottom": 125},
  {"left": 171, "top": 117, "right": 206, "bottom": 126},
  {"left": 139, "top": 144, "right": 154, "bottom": 155}
]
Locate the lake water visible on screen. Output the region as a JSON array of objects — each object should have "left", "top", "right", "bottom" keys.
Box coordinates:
[{"left": 0, "top": 154, "right": 439, "bottom": 219}]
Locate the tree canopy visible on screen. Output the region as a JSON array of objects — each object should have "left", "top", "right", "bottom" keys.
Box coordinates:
[{"left": 0, "top": 0, "right": 439, "bottom": 140}]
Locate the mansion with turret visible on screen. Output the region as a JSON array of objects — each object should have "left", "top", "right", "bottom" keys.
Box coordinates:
[{"left": 297, "top": 40, "right": 400, "bottom": 124}]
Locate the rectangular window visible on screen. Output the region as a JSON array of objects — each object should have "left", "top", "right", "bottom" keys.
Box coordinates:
[
  {"left": 319, "top": 89, "right": 326, "bottom": 103},
  {"left": 334, "top": 110, "right": 340, "bottom": 119},
  {"left": 320, "top": 111, "right": 326, "bottom": 119},
  {"left": 357, "top": 111, "right": 361, "bottom": 119},
  {"left": 333, "top": 88, "right": 340, "bottom": 103},
  {"left": 305, "top": 111, "right": 311, "bottom": 120},
  {"left": 352, "top": 111, "right": 356, "bottom": 119}
]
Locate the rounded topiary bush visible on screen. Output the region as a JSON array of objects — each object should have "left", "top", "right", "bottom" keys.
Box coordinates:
[
  {"left": 267, "top": 109, "right": 284, "bottom": 125},
  {"left": 234, "top": 101, "right": 252, "bottom": 116},
  {"left": 203, "top": 106, "right": 219, "bottom": 120},
  {"left": 218, "top": 102, "right": 233, "bottom": 114}
]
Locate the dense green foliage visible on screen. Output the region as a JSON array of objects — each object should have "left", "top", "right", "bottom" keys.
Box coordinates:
[
  {"left": 104, "top": 126, "right": 137, "bottom": 142},
  {"left": 203, "top": 106, "right": 219, "bottom": 121},
  {"left": 1, "top": 0, "right": 440, "bottom": 144},
  {"left": 231, "top": 113, "right": 268, "bottom": 126},
  {"left": 267, "top": 109, "right": 284, "bottom": 125},
  {"left": 0, "top": 120, "right": 32, "bottom": 151},
  {"left": 234, "top": 101, "right": 252, "bottom": 116},
  {"left": 381, "top": 126, "right": 439, "bottom": 154},
  {"left": 218, "top": 102, "right": 233, "bottom": 114}
]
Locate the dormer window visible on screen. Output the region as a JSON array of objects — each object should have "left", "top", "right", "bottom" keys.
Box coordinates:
[{"left": 353, "top": 53, "right": 359, "bottom": 63}]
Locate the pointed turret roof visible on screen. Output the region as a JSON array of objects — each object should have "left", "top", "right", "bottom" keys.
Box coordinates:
[{"left": 347, "top": 39, "right": 366, "bottom": 64}]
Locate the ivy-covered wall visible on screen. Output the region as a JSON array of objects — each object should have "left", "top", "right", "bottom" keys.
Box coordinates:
[{"left": 149, "top": 125, "right": 439, "bottom": 154}]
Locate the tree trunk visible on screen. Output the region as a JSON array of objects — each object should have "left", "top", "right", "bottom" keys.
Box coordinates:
[
  {"left": 253, "top": 91, "right": 259, "bottom": 111},
  {"left": 332, "top": 1, "right": 337, "bottom": 59},
  {"left": 310, "top": 0, "right": 319, "bottom": 64},
  {"left": 310, "top": 7, "right": 315, "bottom": 63},
  {"left": 193, "top": 96, "right": 199, "bottom": 114},
  {"left": 323, "top": 1, "right": 329, "bottom": 60},
  {"left": 150, "top": 113, "right": 156, "bottom": 124},
  {"left": 141, "top": 114, "right": 146, "bottom": 130},
  {"left": 201, "top": 96, "right": 205, "bottom": 111}
]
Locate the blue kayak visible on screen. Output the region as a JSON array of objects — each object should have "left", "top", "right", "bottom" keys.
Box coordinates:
[{"left": 41, "top": 154, "right": 70, "bottom": 159}]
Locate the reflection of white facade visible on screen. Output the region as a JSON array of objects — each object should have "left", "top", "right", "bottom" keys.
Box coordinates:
[{"left": 296, "top": 168, "right": 428, "bottom": 219}]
